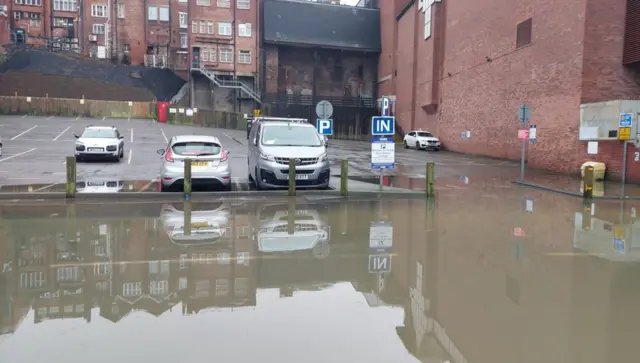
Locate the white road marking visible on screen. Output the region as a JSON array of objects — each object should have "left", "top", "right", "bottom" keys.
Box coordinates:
[
  {"left": 53, "top": 126, "right": 70, "bottom": 141},
  {"left": 127, "top": 150, "right": 133, "bottom": 164},
  {"left": 160, "top": 129, "right": 168, "bottom": 142},
  {"left": 102, "top": 116, "right": 106, "bottom": 120},
  {"left": 0, "top": 148, "right": 37, "bottom": 162},
  {"left": 21, "top": 115, "right": 27, "bottom": 119},
  {"left": 130, "top": 128, "right": 134, "bottom": 142},
  {"left": 0, "top": 125, "right": 4, "bottom": 128},
  {"left": 139, "top": 179, "right": 157, "bottom": 192},
  {"left": 10, "top": 126, "right": 37, "bottom": 140},
  {"left": 75, "top": 116, "right": 80, "bottom": 120},
  {"left": 47, "top": 116, "right": 54, "bottom": 120},
  {"left": 33, "top": 183, "right": 58, "bottom": 192}
]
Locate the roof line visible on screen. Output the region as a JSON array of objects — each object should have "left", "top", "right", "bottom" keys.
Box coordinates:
[{"left": 396, "top": 0, "right": 416, "bottom": 21}]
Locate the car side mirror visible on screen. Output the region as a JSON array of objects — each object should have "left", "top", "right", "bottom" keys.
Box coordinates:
[
  {"left": 74, "top": 134, "right": 79, "bottom": 138},
  {"left": 226, "top": 150, "right": 231, "bottom": 155},
  {"left": 119, "top": 136, "right": 124, "bottom": 139},
  {"left": 157, "top": 149, "right": 165, "bottom": 155}
]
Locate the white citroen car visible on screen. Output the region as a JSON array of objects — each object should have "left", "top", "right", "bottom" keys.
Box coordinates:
[{"left": 403, "top": 130, "right": 441, "bottom": 151}]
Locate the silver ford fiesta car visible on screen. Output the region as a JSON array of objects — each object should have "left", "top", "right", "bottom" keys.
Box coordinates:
[{"left": 157, "top": 135, "right": 232, "bottom": 192}]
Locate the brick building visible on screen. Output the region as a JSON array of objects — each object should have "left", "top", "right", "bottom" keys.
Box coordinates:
[{"left": 380, "top": 0, "right": 640, "bottom": 181}]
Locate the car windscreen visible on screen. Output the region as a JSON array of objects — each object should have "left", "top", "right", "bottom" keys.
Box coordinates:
[
  {"left": 82, "top": 129, "right": 116, "bottom": 138},
  {"left": 416, "top": 132, "right": 433, "bottom": 137},
  {"left": 261, "top": 125, "right": 322, "bottom": 146},
  {"left": 171, "top": 142, "right": 221, "bottom": 156}
]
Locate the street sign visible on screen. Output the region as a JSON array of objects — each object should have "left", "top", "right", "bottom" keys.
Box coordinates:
[
  {"left": 613, "top": 238, "right": 625, "bottom": 253},
  {"left": 369, "top": 221, "right": 393, "bottom": 251},
  {"left": 619, "top": 127, "right": 631, "bottom": 141},
  {"left": 315, "top": 100, "right": 333, "bottom": 119},
  {"left": 371, "top": 116, "right": 395, "bottom": 135},
  {"left": 529, "top": 124, "right": 536, "bottom": 144},
  {"left": 525, "top": 197, "right": 533, "bottom": 213},
  {"left": 371, "top": 136, "right": 395, "bottom": 169},
  {"left": 368, "top": 255, "right": 391, "bottom": 273},
  {"left": 517, "top": 129, "right": 529, "bottom": 140},
  {"left": 513, "top": 227, "right": 526, "bottom": 237},
  {"left": 316, "top": 119, "right": 333, "bottom": 135},
  {"left": 253, "top": 109, "right": 260, "bottom": 117},
  {"left": 381, "top": 97, "right": 391, "bottom": 116},
  {"left": 619, "top": 113, "right": 633, "bottom": 127},
  {"left": 517, "top": 104, "right": 531, "bottom": 123}
]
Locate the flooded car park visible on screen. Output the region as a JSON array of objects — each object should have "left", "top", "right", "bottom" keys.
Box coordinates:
[{"left": 1, "top": 187, "right": 640, "bottom": 362}]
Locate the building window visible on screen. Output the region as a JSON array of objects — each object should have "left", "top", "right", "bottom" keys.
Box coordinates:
[
  {"left": 219, "top": 47, "right": 233, "bottom": 63},
  {"left": 14, "top": 0, "right": 42, "bottom": 5},
  {"left": 179, "top": 12, "right": 187, "bottom": 28},
  {"left": 179, "top": 253, "right": 188, "bottom": 268},
  {"left": 179, "top": 277, "right": 188, "bottom": 290},
  {"left": 159, "top": 7, "right": 169, "bottom": 21},
  {"left": 91, "top": 4, "right": 107, "bottom": 17},
  {"left": 235, "top": 278, "right": 249, "bottom": 296},
  {"left": 424, "top": 5, "right": 432, "bottom": 40},
  {"left": 217, "top": 0, "right": 230, "bottom": 7},
  {"left": 92, "top": 24, "right": 105, "bottom": 34},
  {"left": 180, "top": 33, "right": 188, "bottom": 48},
  {"left": 237, "top": 0, "right": 250, "bottom": 9},
  {"left": 200, "top": 20, "right": 206, "bottom": 33},
  {"left": 93, "top": 263, "right": 110, "bottom": 275},
  {"left": 238, "top": 23, "right": 251, "bottom": 37},
  {"left": 53, "top": 0, "right": 77, "bottom": 11},
  {"left": 19, "top": 272, "right": 44, "bottom": 288},
  {"left": 207, "top": 21, "right": 214, "bottom": 34},
  {"left": 196, "top": 0, "right": 210, "bottom": 6},
  {"left": 123, "top": 282, "right": 142, "bottom": 296},
  {"left": 209, "top": 48, "right": 216, "bottom": 62},
  {"left": 202, "top": 49, "right": 209, "bottom": 61},
  {"left": 218, "top": 22, "right": 232, "bottom": 36},
  {"left": 96, "top": 281, "right": 109, "bottom": 292},
  {"left": 56, "top": 266, "right": 80, "bottom": 281},
  {"left": 148, "top": 6, "right": 157, "bottom": 20},
  {"left": 237, "top": 252, "right": 250, "bottom": 265},
  {"left": 117, "top": 3, "right": 125, "bottom": 19},
  {"left": 217, "top": 252, "right": 231, "bottom": 264},
  {"left": 150, "top": 280, "right": 168, "bottom": 295},
  {"left": 215, "top": 279, "right": 229, "bottom": 296},
  {"left": 238, "top": 50, "right": 251, "bottom": 64},
  {"left": 516, "top": 18, "right": 533, "bottom": 48},
  {"left": 192, "top": 21, "right": 198, "bottom": 33}
]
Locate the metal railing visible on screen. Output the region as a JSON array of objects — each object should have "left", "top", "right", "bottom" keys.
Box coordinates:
[{"left": 193, "top": 67, "right": 261, "bottom": 103}]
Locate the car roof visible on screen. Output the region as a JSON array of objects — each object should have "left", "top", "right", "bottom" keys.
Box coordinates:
[
  {"left": 84, "top": 126, "right": 117, "bottom": 130},
  {"left": 260, "top": 121, "right": 314, "bottom": 128},
  {"left": 171, "top": 135, "right": 221, "bottom": 144}
]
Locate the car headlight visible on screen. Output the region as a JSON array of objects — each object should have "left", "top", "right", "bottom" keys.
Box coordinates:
[
  {"left": 320, "top": 153, "right": 328, "bottom": 162},
  {"left": 260, "top": 152, "right": 275, "bottom": 161}
]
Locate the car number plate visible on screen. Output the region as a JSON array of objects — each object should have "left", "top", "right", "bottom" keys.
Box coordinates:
[
  {"left": 88, "top": 148, "right": 102, "bottom": 152},
  {"left": 87, "top": 181, "right": 105, "bottom": 186},
  {"left": 287, "top": 174, "right": 309, "bottom": 180},
  {"left": 192, "top": 161, "right": 209, "bottom": 167},
  {"left": 191, "top": 222, "right": 210, "bottom": 228}
]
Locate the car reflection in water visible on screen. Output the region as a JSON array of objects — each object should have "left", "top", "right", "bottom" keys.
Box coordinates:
[
  {"left": 254, "top": 203, "right": 331, "bottom": 258},
  {"left": 76, "top": 179, "right": 124, "bottom": 193},
  {"left": 160, "top": 202, "right": 231, "bottom": 245}
]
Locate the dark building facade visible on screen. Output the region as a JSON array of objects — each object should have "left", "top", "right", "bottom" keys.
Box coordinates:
[{"left": 260, "top": 0, "right": 380, "bottom": 138}]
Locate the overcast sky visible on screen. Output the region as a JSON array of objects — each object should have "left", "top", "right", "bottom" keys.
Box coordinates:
[{"left": 340, "top": 0, "right": 360, "bottom": 5}]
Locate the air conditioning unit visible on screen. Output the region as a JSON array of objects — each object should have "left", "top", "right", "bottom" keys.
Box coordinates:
[{"left": 88, "top": 34, "right": 97, "bottom": 42}]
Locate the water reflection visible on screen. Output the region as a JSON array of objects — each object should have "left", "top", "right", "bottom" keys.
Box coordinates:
[{"left": 1, "top": 191, "right": 640, "bottom": 362}]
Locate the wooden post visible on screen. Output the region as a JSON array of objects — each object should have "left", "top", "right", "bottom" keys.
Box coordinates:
[
  {"left": 340, "top": 159, "right": 348, "bottom": 197},
  {"left": 287, "top": 199, "right": 296, "bottom": 235},
  {"left": 340, "top": 202, "right": 348, "bottom": 235},
  {"left": 183, "top": 201, "right": 192, "bottom": 236},
  {"left": 426, "top": 162, "right": 435, "bottom": 198},
  {"left": 583, "top": 166, "right": 594, "bottom": 199},
  {"left": 288, "top": 158, "right": 296, "bottom": 196},
  {"left": 65, "top": 156, "right": 76, "bottom": 198},
  {"left": 184, "top": 159, "right": 192, "bottom": 199}
]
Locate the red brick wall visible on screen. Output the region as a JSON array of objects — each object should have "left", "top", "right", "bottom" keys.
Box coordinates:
[{"left": 382, "top": 0, "right": 640, "bottom": 181}]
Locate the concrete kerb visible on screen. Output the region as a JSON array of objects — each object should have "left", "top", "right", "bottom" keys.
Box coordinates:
[
  {"left": 0, "top": 189, "right": 427, "bottom": 201},
  {"left": 512, "top": 180, "right": 640, "bottom": 200}
]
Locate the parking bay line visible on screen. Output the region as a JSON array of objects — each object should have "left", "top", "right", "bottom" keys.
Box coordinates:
[
  {"left": 53, "top": 126, "right": 70, "bottom": 141},
  {"left": 127, "top": 150, "right": 133, "bottom": 164},
  {"left": 11, "top": 125, "right": 38, "bottom": 140},
  {"left": 160, "top": 129, "right": 168, "bottom": 142},
  {"left": 0, "top": 148, "right": 37, "bottom": 162},
  {"left": 139, "top": 179, "right": 157, "bottom": 192},
  {"left": 33, "top": 183, "right": 59, "bottom": 192},
  {"left": 130, "top": 128, "right": 134, "bottom": 142}
]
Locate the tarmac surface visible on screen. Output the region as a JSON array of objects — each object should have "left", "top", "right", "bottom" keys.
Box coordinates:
[{"left": 0, "top": 115, "right": 523, "bottom": 193}]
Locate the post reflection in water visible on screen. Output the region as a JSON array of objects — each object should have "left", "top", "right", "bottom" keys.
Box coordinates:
[{"left": 0, "top": 191, "right": 639, "bottom": 362}]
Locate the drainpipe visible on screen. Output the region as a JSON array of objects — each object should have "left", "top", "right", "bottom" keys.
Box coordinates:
[{"left": 232, "top": 0, "right": 237, "bottom": 112}]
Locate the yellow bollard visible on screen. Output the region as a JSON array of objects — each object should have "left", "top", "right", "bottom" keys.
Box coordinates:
[
  {"left": 184, "top": 159, "right": 192, "bottom": 199},
  {"left": 288, "top": 158, "right": 296, "bottom": 196},
  {"left": 340, "top": 159, "right": 348, "bottom": 197},
  {"left": 426, "top": 162, "right": 435, "bottom": 198},
  {"left": 65, "top": 156, "right": 76, "bottom": 198}
]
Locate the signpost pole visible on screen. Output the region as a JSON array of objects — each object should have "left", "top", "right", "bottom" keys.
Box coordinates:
[{"left": 517, "top": 105, "right": 531, "bottom": 182}]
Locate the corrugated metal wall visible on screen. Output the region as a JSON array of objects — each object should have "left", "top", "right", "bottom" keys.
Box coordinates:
[{"left": 623, "top": 0, "right": 640, "bottom": 64}]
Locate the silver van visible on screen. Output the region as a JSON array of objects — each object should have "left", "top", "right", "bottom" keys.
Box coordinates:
[{"left": 248, "top": 118, "right": 330, "bottom": 189}]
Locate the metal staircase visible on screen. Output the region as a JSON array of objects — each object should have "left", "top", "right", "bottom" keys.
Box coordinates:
[{"left": 194, "top": 67, "right": 261, "bottom": 103}]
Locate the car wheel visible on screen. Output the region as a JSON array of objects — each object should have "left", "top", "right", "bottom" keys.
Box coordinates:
[
  {"left": 415, "top": 142, "right": 420, "bottom": 150},
  {"left": 224, "top": 183, "right": 232, "bottom": 192},
  {"left": 254, "top": 167, "right": 264, "bottom": 190},
  {"left": 433, "top": 148, "right": 440, "bottom": 152},
  {"left": 75, "top": 156, "right": 82, "bottom": 162},
  {"left": 404, "top": 141, "right": 409, "bottom": 149},
  {"left": 119, "top": 149, "right": 124, "bottom": 158}
]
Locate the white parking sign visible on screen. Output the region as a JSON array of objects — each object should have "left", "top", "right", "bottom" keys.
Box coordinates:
[{"left": 369, "top": 221, "right": 393, "bottom": 251}]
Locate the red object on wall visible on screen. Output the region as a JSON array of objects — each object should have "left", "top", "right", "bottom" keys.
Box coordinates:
[{"left": 157, "top": 102, "right": 169, "bottom": 123}]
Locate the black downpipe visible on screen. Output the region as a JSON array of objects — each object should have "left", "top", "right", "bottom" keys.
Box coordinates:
[{"left": 232, "top": 0, "right": 237, "bottom": 112}]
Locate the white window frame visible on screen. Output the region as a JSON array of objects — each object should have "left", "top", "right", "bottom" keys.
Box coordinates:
[
  {"left": 159, "top": 7, "right": 169, "bottom": 21},
  {"left": 179, "top": 254, "right": 188, "bottom": 269},
  {"left": 218, "top": 22, "right": 232, "bottom": 36},
  {"left": 424, "top": 5, "right": 432, "bottom": 40},
  {"left": 123, "top": 282, "right": 142, "bottom": 297},
  {"left": 179, "top": 12, "right": 187, "bottom": 28},
  {"left": 217, "top": 252, "right": 231, "bottom": 264},
  {"left": 91, "top": 4, "right": 107, "bottom": 18},
  {"left": 200, "top": 20, "right": 206, "bottom": 34},
  {"left": 54, "top": 0, "right": 77, "bottom": 12},
  {"left": 15, "top": 0, "right": 42, "bottom": 5},
  {"left": 148, "top": 6, "right": 158, "bottom": 21},
  {"left": 237, "top": 0, "right": 250, "bottom": 9},
  {"left": 209, "top": 48, "right": 216, "bottom": 62},
  {"left": 217, "top": 0, "right": 230, "bottom": 8},
  {"left": 207, "top": 21, "right": 214, "bottom": 34},
  {"left": 219, "top": 47, "right": 233, "bottom": 63},
  {"left": 117, "top": 3, "right": 124, "bottom": 19},
  {"left": 238, "top": 23, "right": 251, "bottom": 37},
  {"left": 196, "top": 0, "right": 210, "bottom": 6},
  {"left": 92, "top": 24, "right": 105, "bottom": 34},
  {"left": 238, "top": 50, "right": 251, "bottom": 64},
  {"left": 192, "top": 21, "right": 198, "bottom": 33},
  {"left": 93, "top": 263, "right": 110, "bottom": 275},
  {"left": 202, "top": 48, "right": 209, "bottom": 61},
  {"left": 237, "top": 252, "right": 250, "bottom": 265}
]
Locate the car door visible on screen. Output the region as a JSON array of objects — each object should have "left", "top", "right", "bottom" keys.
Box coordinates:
[
  {"left": 405, "top": 132, "right": 415, "bottom": 144},
  {"left": 248, "top": 122, "right": 260, "bottom": 176},
  {"left": 115, "top": 129, "right": 124, "bottom": 150}
]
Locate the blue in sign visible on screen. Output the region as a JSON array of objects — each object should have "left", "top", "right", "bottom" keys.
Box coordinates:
[
  {"left": 613, "top": 238, "right": 625, "bottom": 252},
  {"left": 619, "top": 113, "right": 633, "bottom": 128},
  {"left": 316, "top": 119, "right": 333, "bottom": 135},
  {"left": 368, "top": 255, "right": 391, "bottom": 273},
  {"left": 371, "top": 116, "right": 395, "bottom": 135}
]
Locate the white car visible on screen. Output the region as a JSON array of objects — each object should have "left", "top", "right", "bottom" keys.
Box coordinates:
[
  {"left": 77, "top": 179, "right": 124, "bottom": 193},
  {"left": 74, "top": 126, "right": 125, "bottom": 162},
  {"left": 159, "top": 202, "right": 231, "bottom": 245},
  {"left": 403, "top": 130, "right": 441, "bottom": 151}
]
